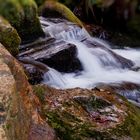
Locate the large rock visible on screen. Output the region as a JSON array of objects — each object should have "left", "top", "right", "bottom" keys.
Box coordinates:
[
  {"left": 0, "top": 16, "right": 21, "bottom": 56},
  {"left": 0, "top": 43, "right": 56, "bottom": 140},
  {"left": 34, "top": 84, "right": 140, "bottom": 140},
  {"left": 19, "top": 38, "right": 82, "bottom": 73},
  {"left": 19, "top": 57, "right": 49, "bottom": 85},
  {"left": 39, "top": 0, "right": 83, "bottom": 27},
  {"left": 0, "top": 0, "right": 44, "bottom": 43}
]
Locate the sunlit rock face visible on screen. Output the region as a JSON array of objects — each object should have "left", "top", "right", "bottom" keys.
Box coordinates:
[{"left": 0, "top": 43, "right": 56, "bottom": 140}]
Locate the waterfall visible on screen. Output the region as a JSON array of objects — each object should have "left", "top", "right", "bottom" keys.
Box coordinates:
[
  {"left": 40, "top": 17, "right": 140, "bottom": 90},
  {"left": 43, "top": 46, "right": 140, "bottom": 89},
  {"left": 43, "top": 67, "right": 66, "bottom": 88}
]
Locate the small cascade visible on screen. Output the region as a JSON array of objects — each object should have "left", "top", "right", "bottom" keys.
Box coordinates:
[
  {"left": 40, "top": 17, "right": 89, "bottom": 41},
  {"left": 39, "top": 17, "right": 140, "bottom": 90},
  {"left": 43, "top": 44, "right": 140, "bottom": 89},
  {"left": 43, "top": 67, "right": 66, "bottom": 88},
  {"left": 20, "top": 17, "right": 140, "bottom": 104}
]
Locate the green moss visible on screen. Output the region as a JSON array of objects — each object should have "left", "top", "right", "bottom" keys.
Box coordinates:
[
  {"left": 0, "top": 0, "right": 44, "bottom": 43},
  {"left": 34, "top": 85, "right": 140, "bottom": 139},
  {"left": 6, "top": 123, "right": 12, "bottom": 130},
  {"left": 46, "top": 108, "right": 140, "bottom": 139},
  {"left": 19, "top": 0, "right": 45, "bottom": 42},
  {"left": 46, "top": 111, "right": 75, "bottom": 140},
  {"left": 39, "top": 1, "right": 84, "bottom": 27},
  {"left": 109, "top": 103, "right": 140, "bottom": 139},
  {"left": 46, "top": 111, "right": 114, "bottom": 140},
  {"left": 33, "top": 85, "right": 46, "bottom": 103},
  {"left": 0, "top": 0, "right": 23, "bottom": 29},
  {"left": 74, "top": 96, "right": 111, "bottom": 113},
  {"left": 0, "top": 16, "right": 21, "bottom": 56}
]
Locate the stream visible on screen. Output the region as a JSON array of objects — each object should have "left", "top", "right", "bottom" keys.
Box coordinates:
[{"left": 20, "top": 17, "right": 140, "bottom": 105}]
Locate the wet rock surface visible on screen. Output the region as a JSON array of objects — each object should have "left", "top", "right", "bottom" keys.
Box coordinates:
[
  {"left": 96, "top": 82, "right": 140, "bottom": 105},
  {"left": 22, "top": 63, "right": 44, "bottom": 85},
  {"left": 19, "top": 37, "right": 82, "bottom": 74},
  {"left": 34, "top": 84, "right": 140, "bottom": 140}
]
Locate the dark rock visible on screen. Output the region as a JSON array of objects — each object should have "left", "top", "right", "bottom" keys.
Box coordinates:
[
  {"left": 38, "top": 43, "right": 82, "bottom": 73},
  {"left": 19, "top": 39, "right": 82, "bottom": 73},
  {"left": 22, "top": 64, "right": 44, "bottom": 85},
  {"left": 19, "top": 57, "right": 49, "bottom": 84}
]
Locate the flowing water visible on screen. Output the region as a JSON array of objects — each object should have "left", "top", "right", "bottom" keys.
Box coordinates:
[
  {"left": 22, "top": 17, "right": 139, "bottom": 104},
  {"left": 40, "top": 17, "right": 140, "bottom": 90}
]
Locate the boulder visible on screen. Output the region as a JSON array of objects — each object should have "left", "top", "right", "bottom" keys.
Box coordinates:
[
  {"left": 0, "top": 16, "right": 21, "bottom": 56},
  {"left": 34, "top": 84, "right": 140, "bottom": 140},
  {"left": 0, "top": 43, "right": 56, "bottom": 140},
  {"left": 39, "top": 0, "right": 84, "bottom": 27},
  {"left": 19, "top": 38, "right": 82, "bottom": 73},
  {"left": 19, "top": 57, "right": 49, "bottom": 85},
  {"left": 0, "top": 0, "right": 44, "bottom": 43}
]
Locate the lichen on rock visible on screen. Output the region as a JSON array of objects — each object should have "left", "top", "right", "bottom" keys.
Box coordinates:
[{"left": 34, "top": 85, "right": 140, "bottom": 140}]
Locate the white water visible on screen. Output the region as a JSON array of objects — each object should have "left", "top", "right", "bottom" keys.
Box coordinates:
[
  {"left": 43, "top": 43, "right": 140, "bottom": 89},
  {"left": 42, "top": 18, "right": 140, "bottom": 89}
]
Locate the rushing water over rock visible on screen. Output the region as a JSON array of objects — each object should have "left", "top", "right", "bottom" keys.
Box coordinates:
[
  {"left": 41, "top": 17, "right": 140, "bottom": 90},
  {"left": 19, "top": 17, "right": 140, "bottom": 105}
]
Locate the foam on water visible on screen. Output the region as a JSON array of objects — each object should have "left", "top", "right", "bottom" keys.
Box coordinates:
[
  {"left": 43, "top": 41, "right": 140, "bottom": 89},
  {"left": 41, "top": 18, "right": 140, "bottom": 89}
]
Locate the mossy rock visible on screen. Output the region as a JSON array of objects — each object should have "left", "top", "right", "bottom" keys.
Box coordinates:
[
  {"left": 0, "top": 16, "right": 21, "bottom": 56},
  {"left": 34, "top": 85, "right": 140, "bottom": 140},
  {"left": 39, "top": 0, "right": 84, "bottom": 27},
  {"left": 0, "top": 0, "right": 44, "bottom": 43}
]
